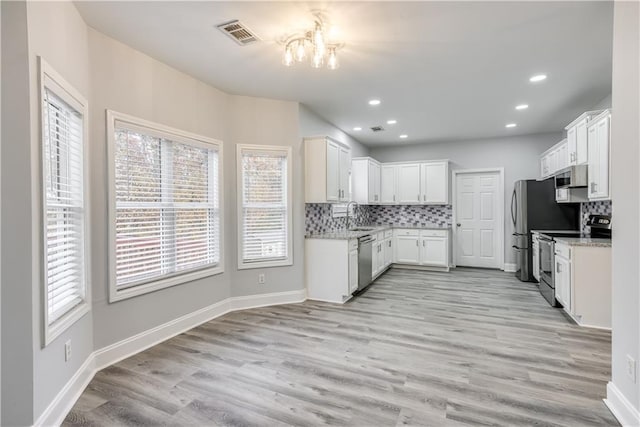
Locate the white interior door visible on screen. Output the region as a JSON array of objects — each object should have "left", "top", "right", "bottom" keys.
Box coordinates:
[{"left": 455, "top": 172, "right": 501, "bottom": 268}]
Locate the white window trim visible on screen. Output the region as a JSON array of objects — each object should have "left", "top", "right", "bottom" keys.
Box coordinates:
[
  {"left": 106, "top": 110, "right": 224, "bottom": 302},
  {"left": 39, "top": 57, "right": 91, "bottom": 346},
  {"left": 236, "top": 144, "right": 293, "bottom": 270}
]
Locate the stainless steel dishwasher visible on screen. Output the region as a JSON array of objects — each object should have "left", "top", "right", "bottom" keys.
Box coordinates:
[{"left": 357, "top": 234, "right": 374, "bottom": 291}]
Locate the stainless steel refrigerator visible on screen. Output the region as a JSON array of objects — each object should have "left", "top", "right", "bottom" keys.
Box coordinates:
[{"left": 511, "top": 179, "right": 579, "bottom": 282}]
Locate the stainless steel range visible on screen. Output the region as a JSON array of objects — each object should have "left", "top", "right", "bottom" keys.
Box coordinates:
[{"left": 537, "top": 214, "right": 612, "bottom": 306}]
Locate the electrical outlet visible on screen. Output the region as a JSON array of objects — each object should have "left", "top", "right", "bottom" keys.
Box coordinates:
[
  {"left": 627, "top": 355, "right": 637, "bottom": 383},
  {"left": 65, "top": 340, "right": 72, "bottom": 362},
  {"left": 258, "top": 273, "right": 265, "bottom": 285}
]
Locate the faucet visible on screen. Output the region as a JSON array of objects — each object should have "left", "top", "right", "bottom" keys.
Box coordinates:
[{"left": 346, "top": 201, "right": 358, "bottom": 230}]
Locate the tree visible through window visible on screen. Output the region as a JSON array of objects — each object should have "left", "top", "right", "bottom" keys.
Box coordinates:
[{"left": 111, "top": 116, "right": 221, "bottom": 295}]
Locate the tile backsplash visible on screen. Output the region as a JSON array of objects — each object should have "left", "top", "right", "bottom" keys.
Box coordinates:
[
  {"left": 305, "top": 204, "right": 374, "bottom": 235},
  {"left": 580, "top": 200, "right": 612, "bottom": 234},
  {"left": 305, "top": 203, "right": 452, "bottom": 235}
]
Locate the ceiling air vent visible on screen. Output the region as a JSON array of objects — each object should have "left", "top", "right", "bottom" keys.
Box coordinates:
[
  {"left": 370, "top": 126, "right": 385, "bottom": 132},
  {"left": 216, "top": 20, "right": 259, "bottom": 46}
]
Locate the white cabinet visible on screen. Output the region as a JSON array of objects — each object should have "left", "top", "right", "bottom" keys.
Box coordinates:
[
  {"left": 540, "top": 139, "right": 569, "bottom": 179},
  {"left": 380, "top": 165, "right": 398, "bottom": 204},
  {"left": 306, "top": 238, "right": 358, "bottom": 303},
  {"left": 555, "top": 248, "right": 571, "bottom": 312},
  {"left": 372, "top": 231, "right": 393, "bottom": 279},
  {"left": 532, "top": 233, "right": 540, "bottom": 282},
  {"left": 378, "top": 161, "right": 449, "bottom": 205},
  {"left": 566, "top": 110, "right": 603, "bottom": 166},
  {"left": 304, "top": 136, "right": 351, "bottom": 203},
  {"left": 383, "top": 237, "right": 393, "bottom": 268},
  {"left": 394, "top": 231, "right": 421, "bottom": 264},
  {"left": 420, "top": 234, "right": 448, "bottom": 267},
  {"left": 555, "top": 240, "right": 611, "bottom": 329},
  {"left": 397, "top": 164, "right": 422, "bottom": 204},
  {"left": 394, "top": 229, "right": 449, "bottom": 268},
  {"left": 421, "top": 162, "right": 449, "bottom": 204},
  {"left": 351, "top": 157, "right": 380, "bottom": 204},
  {"left": 587, "top": 110, "right": 611, "bottom": 200}
]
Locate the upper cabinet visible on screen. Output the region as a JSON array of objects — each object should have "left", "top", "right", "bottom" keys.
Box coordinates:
[
  {"left": 358, "top": 160, "right": 449, "bottom": 205},
  {"left": 587, "top": 110, "right": 611, "bottom": 200},
  {"left": 565, "top": 110, "right": 603, "bottom": 166},
  {"left": 540, "top": 139, "right": 569, "bottom": 179},
  {"left": 304, "top": 136, "right": 351, "bottom": 203},
  {"left": 351, "top": 157, "right": 381, "bottom": 204}
]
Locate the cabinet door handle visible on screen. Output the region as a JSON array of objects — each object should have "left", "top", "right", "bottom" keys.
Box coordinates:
[
  {"left": 557, "top": 262, "right": 561, "bottom": 273},
  {"left": 423, "top": 194, "right": 426, "bottom": 202},
  {"left": 415, "top": 240, "right": 419, "bottom": 247},
  {"left": 393, "top": 195, "right": 396, "bottom": 202},
  {"left": 422, "top": 240, "right": 425, "bottom": 247},
  {"left": 418, "top": 194, "right": 420, "bottom": 201}
]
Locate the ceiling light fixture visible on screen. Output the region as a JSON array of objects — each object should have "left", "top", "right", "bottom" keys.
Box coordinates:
[
  {"left": 281, "top": 11, "right": 343, "bottom": 70},
  {"left": 369, "top": 99, "right": 381, "bottom": 106},
  {"left": 353, "top": 127, "right": 362, "bottom": 131},
  {"left": 515, "top": 104, "right": 529, "bottom": 110},
  {"left": 505, "top": 123, "right": 517, "bottom": 128},
  {"left": 387, "top": 119, "right": 397, "bottom": 125},
  {"left": 529, "top": 74, "right": 547, "bottom": 82},
  {"left": 399, "top": 134, "right": 408, "bottom": 139}
]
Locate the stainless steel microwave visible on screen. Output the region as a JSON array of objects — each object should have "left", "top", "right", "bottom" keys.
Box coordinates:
[{"left": 554, "top": 165, "right": 588, "bottom": 188}]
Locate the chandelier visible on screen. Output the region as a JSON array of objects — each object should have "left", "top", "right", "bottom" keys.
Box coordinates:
[{"left": 282, "top": 12, "right": 342, "bottom": 70}]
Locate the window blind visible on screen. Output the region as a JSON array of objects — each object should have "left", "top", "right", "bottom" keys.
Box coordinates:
[
  {"left": 240, "top": 149, "right": 289, "bottom": 264},
  {"left": 43, "top": 88, "right": 86, "bottom": 325},
  {"left": 113, "top": 124, "right": 220, "bottom": 289}
]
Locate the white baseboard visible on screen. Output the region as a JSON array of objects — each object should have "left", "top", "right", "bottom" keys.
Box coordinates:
[
  {"left": 503, "top": 263, "right": 517, "bottom": 272},
  {"left": 604, "top": 381, "right": 640, "bottom": 426},
  {"left": 35, "top": 288, "right": 307, "bottom": 427},
  {"left": 34, "top": 354, "right": 96, "bottom": 427}
]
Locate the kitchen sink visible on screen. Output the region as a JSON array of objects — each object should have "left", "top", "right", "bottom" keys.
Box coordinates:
[{"left": 348, "top": 227, "right": 377, "bottom": 231}]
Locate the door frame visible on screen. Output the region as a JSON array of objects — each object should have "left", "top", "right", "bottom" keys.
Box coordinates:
[{"left": 452, "top": 168, "right": 505, "bottom": 270}]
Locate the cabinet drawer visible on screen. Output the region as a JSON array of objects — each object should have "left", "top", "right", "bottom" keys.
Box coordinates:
[
  {"left": 348, "top": 239, "right": 358, "bottom": 251},
  {"left": 395, "top": 229, "right": 420, "bottom": 237},
  {"left": 555, "top": 242, "right": 571, "bottom": 259},
  {"left": 384, "top": 229, "right": 393, "bottom": 239},
  {"left": 421, "top": 229, "right": 448, "bottom": 238}
]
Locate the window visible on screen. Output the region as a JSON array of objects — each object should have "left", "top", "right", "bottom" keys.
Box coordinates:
[
  {"left": 237, "top": 145, "right": 293, "bottom": 269},
  {"left": 107, "top": 111, "right": 223, "bottom": 302},
  {"left": 40, "top": 58, "right": 90, "bottom": 345}
]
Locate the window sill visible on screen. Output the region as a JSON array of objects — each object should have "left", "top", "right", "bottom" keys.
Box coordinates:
[
  {"left": 237, "top": 258, "right": 293, "bottom": 270},
  {"left": 109, "top": 265, "right": 224, "bottom": 303},
  {"left": 44, "top": 301, "right": 91, "bottom": 347}
]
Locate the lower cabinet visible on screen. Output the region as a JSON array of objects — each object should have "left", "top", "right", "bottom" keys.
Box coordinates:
[
  {"left": 306, "top": 238, "right": 358, "bottom": 303},
  {"left": 393, "top": 229, "right": 450, "bottom": 269},
  {"left": 555, "top": 241, "right": 611, "bottom": 329},
  {"left": 372, "top": 231, "right": 393, "bottom": 278}
]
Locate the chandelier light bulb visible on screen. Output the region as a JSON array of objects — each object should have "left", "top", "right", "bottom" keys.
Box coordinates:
[
  {"left": 283, "top": 46, "right": 294, "bottom": 67},
  {"left": 295, "top": 40, "right": 306, "bottom": 62},
  {"left": 311, "top": 51, "right": 324, "bottom": 68},
  {"left": 314, "top": 23, "right": 325, "bottom": 57},
  {"left": 327, "top": 47, "right": 339, "bottom": 70}
]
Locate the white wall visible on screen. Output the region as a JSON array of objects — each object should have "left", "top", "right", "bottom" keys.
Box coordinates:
[
  {"left": 25, "top": 2, "right": 95, "bottom": 419},
  {"left": 2, "top": 1, "right": 309, "bottom": 424},
  {"left": 1, "top": 2, "right": 34, "bottom": 425},
  {"left": 608, "top": 0, "right": 640, "bottom": 422},
  {"left": 370, "top": 133, "right": 562, "bottom": 266},
  {"left": 299, "top": 104, "right": 369, "bottom": 157}
]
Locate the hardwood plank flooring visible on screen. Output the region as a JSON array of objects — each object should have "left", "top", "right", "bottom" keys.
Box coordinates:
[{"left": 64, "top": 268, "right": 619, "bottom": 426}]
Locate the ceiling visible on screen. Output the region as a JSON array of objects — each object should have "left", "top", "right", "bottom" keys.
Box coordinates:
[{"left": 74, "top": 1, "right": 613, "bottom": 147}]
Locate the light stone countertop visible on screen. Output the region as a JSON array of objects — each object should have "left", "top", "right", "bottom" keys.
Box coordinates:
[
  {"left": 306, "top": 224, "right": 451, "bottom": 240},
  {"left": 553, "top": 236, "right": 612, "bottom": 248}
]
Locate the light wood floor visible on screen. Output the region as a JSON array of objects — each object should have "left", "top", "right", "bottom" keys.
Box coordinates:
[{"left": 64, "top": 268, "right": 619, "bottom": 426}]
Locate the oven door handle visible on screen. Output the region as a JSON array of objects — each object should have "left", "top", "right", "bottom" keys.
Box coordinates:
[{"left": 512, "top": 245, "right": 527, "bottom": 251}]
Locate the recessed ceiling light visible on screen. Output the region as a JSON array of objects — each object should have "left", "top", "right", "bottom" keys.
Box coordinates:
[
  {"left": 399, "top": 134, "right": 408, "bottom": 139},
  {"left": 368, "top": 99, "right": 381, "bottom": 106},
  {"left": 505, "top": 123, "right": 517, "bottom": 128},
  {"left": 515, "top": 104, "right": 529, "bottom": 110},
  {"left": 529, "top": 74, "right": 547, "bottom": 82},
  {"left": 387, "top": 119, "right": 397, "bottom": 125},
  {"left": 353, "top": 127, "right": 362, "bottom": 131}
]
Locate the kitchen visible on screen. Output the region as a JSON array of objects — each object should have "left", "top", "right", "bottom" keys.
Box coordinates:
[{"left": 2, "top": 1, "right": 639, "bottom": 426}]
